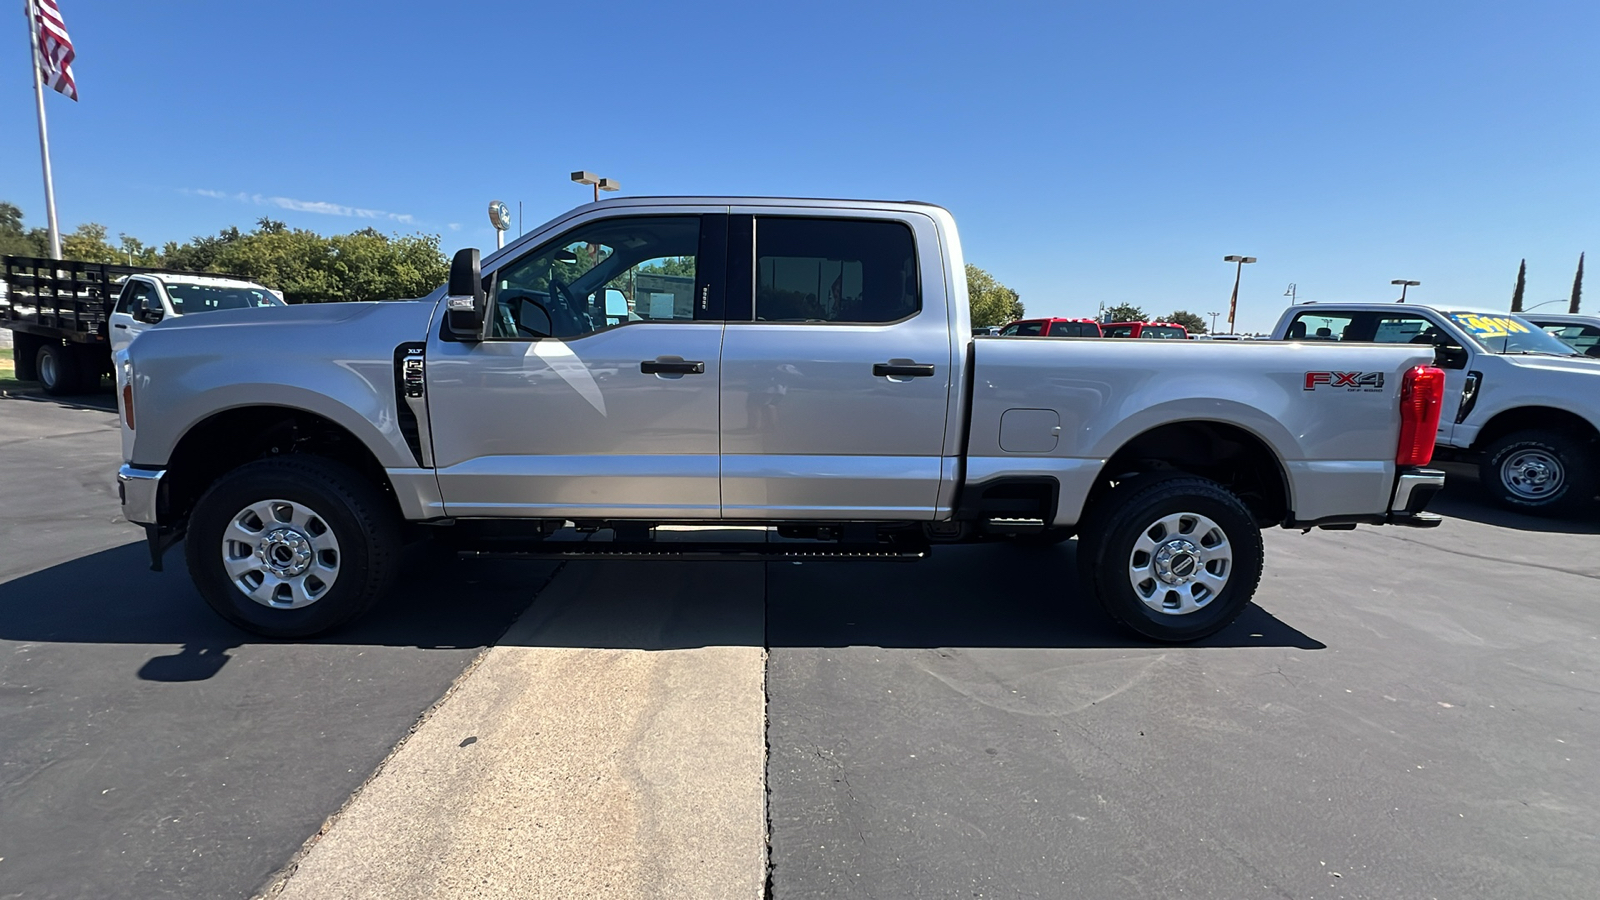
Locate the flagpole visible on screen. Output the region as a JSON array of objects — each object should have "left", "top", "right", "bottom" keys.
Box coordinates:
[{"left": 25, "top": 0, "right": 62, "bottom": 259}]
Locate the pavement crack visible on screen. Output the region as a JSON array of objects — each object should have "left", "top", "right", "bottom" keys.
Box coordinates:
[{"left": 1371, "top": 530, "right": 1600, "bottom": 580}]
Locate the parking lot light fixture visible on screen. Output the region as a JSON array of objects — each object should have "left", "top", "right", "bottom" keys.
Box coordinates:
[
  {"left": 1223, "top": 255, "right": 1257, "bottom": 334},
  {"left": 1392, "top": 279, "right": 1420, "bottom": 303},
  {"left": 572, "top": 171, "right": 620, "bottom": 203}
]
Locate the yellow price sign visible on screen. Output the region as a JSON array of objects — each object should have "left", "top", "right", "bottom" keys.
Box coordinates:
[{"left": 1449, "top": 313, "right": 1530, "bottom": 340}]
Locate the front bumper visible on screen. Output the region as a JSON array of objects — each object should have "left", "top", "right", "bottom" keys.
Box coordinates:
[
  {"left": 1388, "top": 466, "right": 1446, "bottom": 527},
  {"left": 117, "top": 464, "right": 164, "bottom": 525}
]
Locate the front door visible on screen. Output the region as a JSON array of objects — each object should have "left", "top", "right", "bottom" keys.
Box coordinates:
[
  {"left": 427, "top": 211, "right": 729, "bottom": 519},
  {"left": 717, "top": 211, "right": 954, "bottom": 519},
  {"left": 109, "top": 279, "right": 158, "bottom": 353}
]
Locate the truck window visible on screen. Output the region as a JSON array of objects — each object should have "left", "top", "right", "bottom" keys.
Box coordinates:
[
  {"left": 1369, "top": 315, "right": 1433, "bottom": 343},
  {"left": 1541, "top": 323, "right": 1600, "bottom": 357},
  {"left": 1287, "top": 312, "right": 1354, "bottom": 340},
  {"left": 1005, "top": 322, "right": 1043, "bottom": 336},
  {"left": 1138, "top": 325, "right": 1185, "bottom": 339},
  {"left": 115, "top": 282, "right": 153, "bottom": 314},
  {"left": 754, "top": 218, "right": 918, "bottom": 324},
  {"left": 164, "top": 284, "right": 279, "bottom": 314},
  {"left": 1048, "top": 321, "right": 1091, "bottom": 337},
  {"left": 1103, "top": 325, "right": 1133, "bottom": 338},
  {"left": 487, "top": 216, "right": 702, "bottom": 339}
]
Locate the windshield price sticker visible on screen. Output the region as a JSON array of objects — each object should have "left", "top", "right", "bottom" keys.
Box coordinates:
[{"left": 1449, "top": 313, "right": 1530, "bottom": 340}]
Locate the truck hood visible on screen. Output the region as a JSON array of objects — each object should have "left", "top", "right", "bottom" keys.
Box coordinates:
[
  {"left": 147, "top": 299, "right": 436, "bottom": 335},
  {"left": 1500, "top": 353, "right": 1600, "bottom": 377}
]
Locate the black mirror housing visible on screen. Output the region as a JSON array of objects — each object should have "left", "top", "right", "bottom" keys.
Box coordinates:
[{"left": 445, "top": 248, "right": 486, "bottom": 340}]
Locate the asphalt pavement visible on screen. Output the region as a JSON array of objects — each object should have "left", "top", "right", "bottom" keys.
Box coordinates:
[{"left": 3, "top": 393, "right": 1597, "bottom": 899}]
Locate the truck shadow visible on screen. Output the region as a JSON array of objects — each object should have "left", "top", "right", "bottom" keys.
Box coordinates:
[
  {"left": 0, "top": 539, "right": 1323, "bottom": 682},
  {"left": 1429, "top": 463, "right": 1600, "bottom": 534}
]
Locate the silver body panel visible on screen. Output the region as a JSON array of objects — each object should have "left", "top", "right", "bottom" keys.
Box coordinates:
[
  {"left": 120, "top": 196, "right": 1432, "bottom": 533},
  {"left": 966, "top": 338, "right": 1434, "bottom": 525}
]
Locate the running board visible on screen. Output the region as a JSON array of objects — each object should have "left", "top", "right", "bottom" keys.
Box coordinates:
[
  {"left": 459, "top": 539, "right": 928, "bottom": 561},
  {"left": 984, "top": 517, "right": 1047, "bottom": 534}
]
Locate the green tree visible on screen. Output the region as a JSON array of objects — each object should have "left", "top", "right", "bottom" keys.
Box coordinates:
[
  {"left": 1570, "top": 252, "right": 1584, "bottom": 314},
  {"left": 61, "top": 222, "right": 123, "bottom": 264},
  {"left": 1510, "top": 258, "right": 1526, "bottom": 312},
  {"left": 966, "top": 264, "right": 1024, "bottom": 327},
  {"left": 1104, "top": 303, "right": 1146, "bottom": 322},
  {"left": 1166, "top": 310, "right": 1207, "bottom": 334},
  {"left": 638, "top": 256, "right": 696, "bottom": 277},
  {"left": 0, "top": 201, "right": 47, "bottom": 257}
]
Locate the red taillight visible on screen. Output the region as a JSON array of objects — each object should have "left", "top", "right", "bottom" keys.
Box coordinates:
[{"left": 1396, "top": 365, "right": 1444, "bottom": 466}]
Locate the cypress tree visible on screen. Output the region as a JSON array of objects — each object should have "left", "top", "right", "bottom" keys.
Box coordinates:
[
  {"left": 1510, "top": 259, "right": 1526, "bottom": 312},
  {"left": 1570, "top": 252, "right": 1585, "bottom": 314}
]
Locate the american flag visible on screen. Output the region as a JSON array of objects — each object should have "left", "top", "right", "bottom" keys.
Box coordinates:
[{"left": 33, "top": 0, "right": 78, "bottom": 101}]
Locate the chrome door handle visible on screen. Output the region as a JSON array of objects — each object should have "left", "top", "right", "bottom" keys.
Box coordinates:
[
  {"left": 873, "top": 362, "right": 935, "bottom": 377},
  {"left": 640, "top": 359, "right": 705, "bottom": 375}
]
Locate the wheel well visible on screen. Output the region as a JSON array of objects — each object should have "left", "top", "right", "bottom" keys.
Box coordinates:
[
  {"left": 1472, "top": 406, "right": 1600, "bottom": 450},
  {"left": 162, "top": 406, "right": 395, "bottom": 524},
  {"left": 1093, "top": 421, "right": 1290, "bottom": 526}
]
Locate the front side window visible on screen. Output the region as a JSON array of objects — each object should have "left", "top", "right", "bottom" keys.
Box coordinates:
[
  {"left": 488, "top": 216, "right": 700, "bottom": 339},
  {"left": 754, "top": 217, "right": 918, "bottom": 323},
  {"left": 1103, "top": 324, "right": 1134, "bottom": 338},
  {"left": 1050, "top": 321, "right": 1096, "bottom": 337},
  {"left": 115, "top": 281, "right": 152, "bottom": 314},
  {"left": 165, "top": 284, "right": 280, "bottom": 314},
  {"left": 1004, "top": 321, "right": 1043, "bottom": 336}
]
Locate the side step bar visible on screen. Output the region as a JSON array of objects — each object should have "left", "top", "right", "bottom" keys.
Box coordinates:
[{"left": 461, "top": 540, "right": 928, "bottom": 561}]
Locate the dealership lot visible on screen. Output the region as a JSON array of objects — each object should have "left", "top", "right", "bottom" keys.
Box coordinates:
[{"left": 1, "top": 395, "right": 1596, "bottom": 899}]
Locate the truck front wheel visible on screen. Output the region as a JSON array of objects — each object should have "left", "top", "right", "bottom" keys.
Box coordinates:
[
  {"left": 186, "top": 456, "right": 402, "bottom": 638},
  {"left": 1479, "top": 430, "right": 1596, "bottom": 516},
  {"left": 1078, "top": 476, "right": 1264, "bottom": 643}
]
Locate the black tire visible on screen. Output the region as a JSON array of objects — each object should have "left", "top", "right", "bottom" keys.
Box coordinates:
[
  {"left": 1077, "top": 475, "right": 1264, "bottom": 643},
  {"left": 11, "top": 333, "right": 42, "bottom": 382},
  {"left": 185, "top": 456, "right": 402, "bottom": 638},
  {"left": 1479, "top": 430, "right": 1597, "bottom": 516},
  {"left": 36, "top": 342, "right": 81, "bottom": 395}
]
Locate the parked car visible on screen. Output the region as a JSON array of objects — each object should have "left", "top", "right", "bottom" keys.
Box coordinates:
[
  {"left": 1519, "top": 313, "right": 1600, "bottom": 359},
  {"left": 109, "top": 273, "right": 283, "bottom": 353},
  {"left": 2, "top": 256, "right": 278, "bottom": 395},
  {"left": 997, "top": 317, "right": 1103, "bottom": 337},
  {"left": 118, "top": 196, "right": 1445, "bottom": 643},
  {"left": 1103, "top": 321, "right": 1189, "bottom": 339},
  {"left": 1273, "top": 301, "right": 1600, "bottom": 516}
]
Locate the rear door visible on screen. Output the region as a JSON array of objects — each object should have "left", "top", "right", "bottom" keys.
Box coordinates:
[{"left": 717, "top": 210, "right": 954, "bottom": 520}]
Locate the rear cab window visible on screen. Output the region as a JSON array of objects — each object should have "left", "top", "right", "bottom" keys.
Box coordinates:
[
  {"left": 755, "top": 217, "right": 919, "bottom": 324},
  {"left": 1138, "top": 325, "right": 1186, "bottom": 339}
]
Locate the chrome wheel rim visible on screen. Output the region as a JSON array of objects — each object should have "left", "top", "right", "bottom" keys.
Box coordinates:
[
  {"left": 1501, "top": 449, "right": 1564, "bottom": 500},
  {"left": 221, "top": 499, "right": 341, "bottom": 609},
  {"left": 1127, "top": 511, "right": 1232, "bottom": 616}
]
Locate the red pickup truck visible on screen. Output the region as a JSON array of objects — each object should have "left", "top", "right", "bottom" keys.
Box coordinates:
[{"left": 998, "top": 317, "right": 1103, "bottom": 337}]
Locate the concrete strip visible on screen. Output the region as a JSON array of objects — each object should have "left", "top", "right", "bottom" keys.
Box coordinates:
[{"left": 274, "top": 560, "right": 768, "bottom": 900}]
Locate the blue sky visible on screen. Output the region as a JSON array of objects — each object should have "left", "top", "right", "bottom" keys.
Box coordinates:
[{"left": 3, "top": 0, "right": 1595, "bottom": 332}]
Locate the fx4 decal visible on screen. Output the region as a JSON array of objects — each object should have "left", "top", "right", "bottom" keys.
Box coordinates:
[{"left": 1304, "top": 371, "right": 1386, "bottom": 392}]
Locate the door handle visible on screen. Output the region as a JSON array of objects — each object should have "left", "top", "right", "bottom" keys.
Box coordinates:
[
  {"left": 113, "top": 323, "right": 128, "bottom": 329},
  {"left": 640, "top": 359, "right": 705, "bottom": 375},
  {"left": 873, "top": 362, "right": 935, "bottom": 378}
]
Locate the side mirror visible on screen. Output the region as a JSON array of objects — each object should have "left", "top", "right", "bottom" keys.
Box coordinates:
[
  {"left": 445, "top": 248, "right": 486, "bottom": 340},
  {"left": 604, "top": 288, "right": 629, "bottom": 319},
  {"left": 137, "top": 295, "right": 164, "bottom": 324},
  {"left": 1434, "top": 342, "right": 1469, "bottom": 370}
]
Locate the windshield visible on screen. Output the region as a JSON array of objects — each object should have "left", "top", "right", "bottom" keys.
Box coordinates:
[
  {"left": 165, "top": 284, "right": 283, "bottom": 315},
  {"left": 1446, "top": 312, "right": 1580, "bottom": 356}
]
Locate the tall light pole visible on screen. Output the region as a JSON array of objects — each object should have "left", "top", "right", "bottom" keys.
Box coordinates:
[
  {"left": 571, "top": 171, "right": 620, "bottom": 202},
  {"left": 1207, "top": 310, "right": 1220, "bottom": 333},
  {"left": 1223, "top": 255, "right": 1257, "bottom": 334},
  {"left": 1391, "top": 279, "right": 1420, "bottom": 303},
  {"left": 1284, "top": 282, "right": 1297, "bottom": 304},
  {"left": 1522, "top": 298, "right": 1569, "bottom": 312}
]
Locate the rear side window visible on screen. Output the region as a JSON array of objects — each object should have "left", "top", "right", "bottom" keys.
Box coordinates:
[
  {"left": 1103, "top": 325, "right": 1133, "bottom": 338},
  {"left": 1285, "top": 312, "right": 1355, "bottom": 341},
  {"left": 755, "top": 217, "right": 919, "bottom": 323},
  {"left": 1005, "top": 321, "right": 1043, "bottom": 336},
  {"left": 1139, "top": 325, "right": 1186, "bottom": 339},
  {"left": 1049, "top": 321, "right": 1095, "bottom": 337},
  {"left": 1541, "top": 323, "right": 1600, "bottom": 356}
]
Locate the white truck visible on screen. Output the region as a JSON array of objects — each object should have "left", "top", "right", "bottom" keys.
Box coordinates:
[
  {"left": 2, "top": 256, "right": 280, "bottom": 394},
  {"left": 1273, "top": 302, "right": 1600, "bottom": 515},
  {"left": 117, "top": 197, "right": 1449, "bottom": 642}
]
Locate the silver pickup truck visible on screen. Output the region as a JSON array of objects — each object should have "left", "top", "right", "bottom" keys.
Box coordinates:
[{"left": 116, "top": 197, "right": 1447, "bottom": 642}]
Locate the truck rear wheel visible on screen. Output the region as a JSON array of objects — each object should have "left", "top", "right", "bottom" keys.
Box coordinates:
[
  {"left": 11, "top": 333, "right": 42, "bottom": 382},
  {"left": 186, "top": 456, "right": 402, "bottom": 638},
  {"left": 1078, "top": 475, "right": 1264, "bottom": 643},
  {"left": 36, "top": 342, "right": 81, "bottom": 395},
  {"left": 1479, "top": 430, "right": 1596, "bottom": 516}
]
